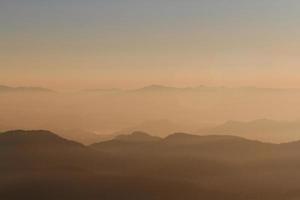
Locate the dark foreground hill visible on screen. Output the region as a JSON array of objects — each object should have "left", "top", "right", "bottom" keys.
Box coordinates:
[{"left": 2, "top": 130, "right": 300, "bottom": 199}]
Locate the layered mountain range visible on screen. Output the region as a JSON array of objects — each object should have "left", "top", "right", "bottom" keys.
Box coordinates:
[{"left": 2, "top": 130, "right": 300, "bottom": 200}]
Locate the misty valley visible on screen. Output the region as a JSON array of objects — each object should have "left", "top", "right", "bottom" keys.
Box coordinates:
[{"left": 3, "top": 86, "right": 300, "bottom": 199}]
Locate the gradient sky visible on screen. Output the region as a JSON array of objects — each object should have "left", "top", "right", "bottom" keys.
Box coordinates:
[{"left": 1, "top": 0, "right": 300, "bottom": 90}]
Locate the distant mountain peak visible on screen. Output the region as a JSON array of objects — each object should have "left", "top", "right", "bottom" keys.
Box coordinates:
[
  {"left": 136, "top": 84, "right": 177, "bottom": 92},
  {"left": 2, "top": 129, "right": 55, "bottom": 136},
  {"left": 84, "top": 88, "right": 123, "bottom": 93},
  {"left": 0, "top": 85, "right": 53, "bottom": 93},
  {"left": 144, "top": 84, "right": 169, "bottom": 88},
  {"left": 82, "top": 85, "right": 297, "bottom": 94},
  {"left": 251, "top": 118, "right": 277, "bottom": 124},
  {"left": 222, "top": 119, "right": 280, "bottom": 127},
  {"left": 115, "top": 131, "right": 161, "bottom": 142}
]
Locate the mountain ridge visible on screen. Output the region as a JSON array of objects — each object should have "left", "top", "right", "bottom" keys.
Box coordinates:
[
  {"left": 198, "top": 119, "right": 300, "bottom": 143},
  {"left": 3, "top": 129, "right": 300, "bottom": 199},
  {"left": 0, "top": 85, "right": 53, "bottom": 93},
  {"left": 85, "top": 85, "right": 300, "bottom": 93}
]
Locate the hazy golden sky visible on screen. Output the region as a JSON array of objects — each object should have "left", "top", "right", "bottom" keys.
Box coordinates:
[{"left": 1, "top": 0, "right": 300, "bottom": 90}]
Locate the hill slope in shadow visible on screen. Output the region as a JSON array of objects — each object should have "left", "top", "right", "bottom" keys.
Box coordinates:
[{"left": 3, "top": 130, "right": 300, "bottom": 199}]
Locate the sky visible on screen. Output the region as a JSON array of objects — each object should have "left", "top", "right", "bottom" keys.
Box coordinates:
[{"left": 1, "top": 0, "right": 300, "bottom": 90}]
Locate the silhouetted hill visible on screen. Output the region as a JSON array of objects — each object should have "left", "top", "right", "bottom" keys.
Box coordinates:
[
  {"left": 53, "top": 129, "right": 114, "bottom": 145},
  {"left": 113, "top": 119, "right": 197, "bottom": 137},
  {"left": 90, "top": 131, "right": 300, "bottom": 199},
  {"left": 0, "top": 130, "right": 112, "bottom": 173},
  {"left": 0, "top": 130, "right": 83, "bottom": 147},
  {"left": 0, "top": 130, "right": 240, "bottom": 200},
  {"left": 5, "top": 130, "right": 300, "bottom": 199},
  {"left": 92, "top": 132, "right": 274, "bottom": 163}
]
